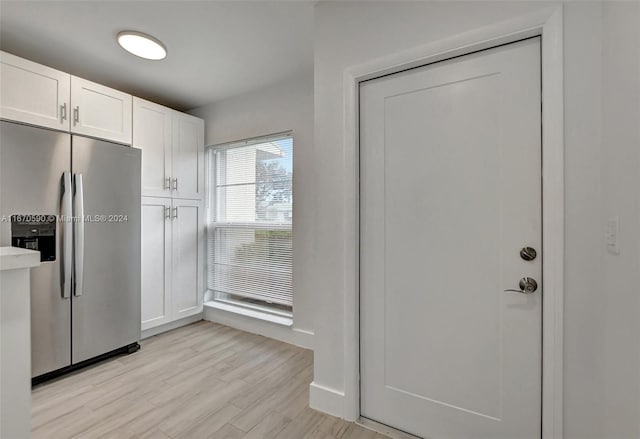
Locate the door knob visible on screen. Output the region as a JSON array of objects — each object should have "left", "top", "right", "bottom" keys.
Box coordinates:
[{"left": 505, "top": 277, "right": 538, "bottom": 294}]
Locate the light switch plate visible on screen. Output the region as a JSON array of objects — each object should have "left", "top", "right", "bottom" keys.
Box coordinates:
[{"left": 606, "top": 217, "right": 620, "bottom": 255}]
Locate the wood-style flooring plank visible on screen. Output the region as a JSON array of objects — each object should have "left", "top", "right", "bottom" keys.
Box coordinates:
[
  {"left": 240, "top": 410, "right": 291, "bottom": 439},
  {"left": 210, "top": 423, "right": 246, "bottom": 439},
  {"left": 31, "top": 321, "right": 389, "bottom": 439}
]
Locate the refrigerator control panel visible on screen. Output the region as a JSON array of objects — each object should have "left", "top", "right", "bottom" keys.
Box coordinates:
[{"left": 11, "top": 215, "right": 56, "bottom": 262}]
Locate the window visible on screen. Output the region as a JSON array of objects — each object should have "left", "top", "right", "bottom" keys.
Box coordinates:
[{"left": 206, "top": 133, "right": 293, "bottom": 315}]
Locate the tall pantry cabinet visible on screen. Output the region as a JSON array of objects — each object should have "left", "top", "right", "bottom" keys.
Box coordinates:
[{"left": 133, "top": 98, "right": 205, "bottom": 331}]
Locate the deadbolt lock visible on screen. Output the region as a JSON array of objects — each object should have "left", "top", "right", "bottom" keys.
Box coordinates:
[{"left": 520, "top": 247, "right": 537, "bottom": 261}]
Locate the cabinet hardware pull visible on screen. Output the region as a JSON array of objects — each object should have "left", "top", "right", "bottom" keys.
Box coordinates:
[
  {"left": 172, "top": 207, "right": 178, "bottom": 219},
  {"left": 73, "top": 106, "right": 80, "bottom": 125},
  {"left": 60, "top": 103, "right": 67, "bottom": 122},
  {"left": 172, "top": 178, "right": 178, "bottom": 191},
  {"left": 165, "top": 177, "right": 172, "bottom": 190}
]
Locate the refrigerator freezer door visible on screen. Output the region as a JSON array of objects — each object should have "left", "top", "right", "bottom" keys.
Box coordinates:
[
  {"left": 71, "top": 136, "right": 141, "bottom": 363},
  {"left": 0, "top": 121, "right": 72, "bottom": 377}
]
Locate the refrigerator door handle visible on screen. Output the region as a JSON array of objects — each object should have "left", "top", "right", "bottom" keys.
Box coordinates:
[
  {"left": 62, "top": 171, "right": 73, "bottom": 299},
  {"left": 74, "top": 173, "right": 85, "bottom": 296}
]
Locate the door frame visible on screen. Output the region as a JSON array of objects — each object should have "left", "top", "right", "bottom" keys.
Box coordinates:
[{"left": 344, "top": 6, "right": 564, "bottom": 438}]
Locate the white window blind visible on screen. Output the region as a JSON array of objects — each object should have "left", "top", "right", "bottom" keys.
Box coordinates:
[{"left": 206, "top": 133, "right": 293, "bottom": 308}]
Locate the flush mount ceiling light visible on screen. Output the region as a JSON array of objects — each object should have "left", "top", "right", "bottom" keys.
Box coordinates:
[{"left": 117, "top": 31, "right": 167, "bottom": 60}]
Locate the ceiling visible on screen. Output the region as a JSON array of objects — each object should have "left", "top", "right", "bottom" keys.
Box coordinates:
[{"left": 0, "top": 1, "right": 314, "bottom": 111}]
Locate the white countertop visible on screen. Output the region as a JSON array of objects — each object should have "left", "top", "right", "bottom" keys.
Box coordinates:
[{"left": 0, "top": 247, "right": 41, "bottom": 271}]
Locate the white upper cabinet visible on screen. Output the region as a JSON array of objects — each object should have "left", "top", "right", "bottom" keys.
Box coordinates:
[
  {"left": 133, "top": 100, "right": 204, "bottom": 200},
  {"left": 70, "top": 76, "right": 132, "bottom": 145},
  {"left": 1, "top": 52, "right": 134, "bottom": 145},
  {"left": 133, "top": 98, "right": 172, "bottom": 197},
  {"left": 0, "top": 51, "right": 71, "bottom": 131},
  {"left": 172, "top": 112, "right": 205, "bottom": 200}
]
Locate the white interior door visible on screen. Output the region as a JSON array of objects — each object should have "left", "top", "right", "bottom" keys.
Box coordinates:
[{"left": 360, "top": 38, "right": 542, "bottom": 439}]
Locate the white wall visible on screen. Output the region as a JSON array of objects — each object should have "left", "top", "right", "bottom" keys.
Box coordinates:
[
  {"left": 601, "top": 2, "right": 640, "bottom": 438},
  {"left": 189, "top": 73, "right": 315, "bottom": 347},
  {"left": 562, "top": 4, "right": 605, "bottom": 436},
  {"left": 312, "top": 2, "right": 640, "bottom": 438}
]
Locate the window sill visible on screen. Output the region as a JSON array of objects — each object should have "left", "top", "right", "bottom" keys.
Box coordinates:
[{"left": 204, "top": 300, "right": 293, "bottom": 327}]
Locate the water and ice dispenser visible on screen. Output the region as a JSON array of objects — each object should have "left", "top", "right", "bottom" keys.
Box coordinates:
[{"left": 11, "top": 215, "right": 56, "bottom": 262}]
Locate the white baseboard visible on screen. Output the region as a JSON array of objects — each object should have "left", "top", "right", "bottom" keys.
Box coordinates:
[
  {"left": 309, "top": 381, "right": 346, "bottom": 419},
  {"left": 141, "top": 313, "right": 204, "bottom": 339},
  {"left": 204, "top": 303, "right": 313, "bottom": 349},
  {"left": 357, "top": 417, "right": 421, "bottom": 439},
  {"left": 205, "top": 300, "right": 293, "bottom": 326}
]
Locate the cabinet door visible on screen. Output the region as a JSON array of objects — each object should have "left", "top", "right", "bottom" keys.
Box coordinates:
[
  {"left": 0, "top": 51, "right": 70, "bottom": 131},
  {"left": 171, "top": 112, "right": 204, "bottom": 200},
  {"left": 71, "top": 76, "right": 132, "bottom": 144},
  {"left": 133, "top": 98, "right": 172, "bottom": 197},
  {"left": 141, "top": 197, "right": 172, "bottom": 330},
  {"left": 171, "top": 199, "right": 203, "bottom": 319}
]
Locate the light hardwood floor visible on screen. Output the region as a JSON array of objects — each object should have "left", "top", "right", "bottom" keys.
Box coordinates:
[{"left": 32, "top": 321, "right": 390, "bottom": 439}]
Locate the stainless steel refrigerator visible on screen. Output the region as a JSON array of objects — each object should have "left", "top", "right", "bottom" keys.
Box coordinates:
[{"left": 0, "top": 120, "right": 141, "bottom": 381}]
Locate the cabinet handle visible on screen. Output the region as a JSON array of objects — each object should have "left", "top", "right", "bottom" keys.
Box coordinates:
[
  {"left": 172, "top": 207, "right": 178, "bottom": 220},
  {"left": 165, "top": 207, "right": 170, "bottom": 219},
  {"left": 60, "top": 103, "right": 67, "bottom": 122},
  {"left": 73, "top": 106, "right": 79, "bottom": 125},
  {"left": 172, "top": 178, "right": 178, "bottom": 191},
  {"left": 165, "top": 177, "right": 172, "bottom": 190}
]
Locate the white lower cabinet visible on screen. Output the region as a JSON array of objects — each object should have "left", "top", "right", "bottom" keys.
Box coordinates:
[
  {"left": 141, "top": 198, "right": 172, "bottom": 330},
  {"left": 171, "top": 199, "right": 203, "bottom": 319},
  {"left": 141, "top": 197, "right": 203, "bottom": 331}
]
